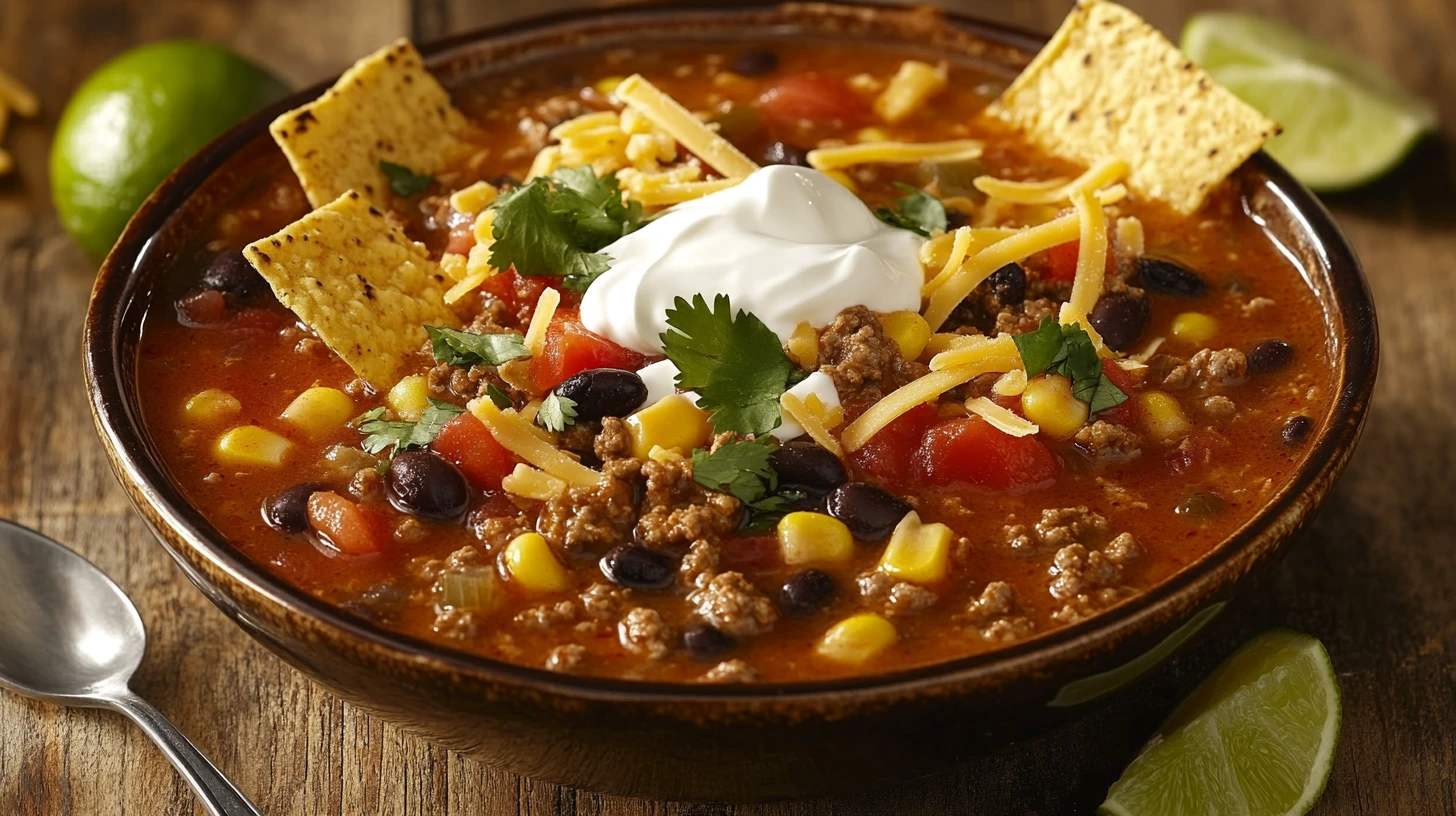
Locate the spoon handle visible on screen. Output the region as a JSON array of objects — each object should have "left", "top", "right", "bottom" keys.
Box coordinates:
[{"left": 107, "top": 690, "right": 264, "bottom": 816}]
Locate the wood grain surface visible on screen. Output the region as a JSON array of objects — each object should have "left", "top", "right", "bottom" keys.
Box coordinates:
[{"left": 1, "top": 0, "right": 1452, "bottom": 813}]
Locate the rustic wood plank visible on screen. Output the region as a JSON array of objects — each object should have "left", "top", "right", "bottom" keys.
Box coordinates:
[{"left": 1, "top": 0, "right": 1453, "bottom": 813}]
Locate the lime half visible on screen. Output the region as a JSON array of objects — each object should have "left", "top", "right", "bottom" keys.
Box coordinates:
[
  {"left": 1100, "top": 630, "right": 1341, "bottom": 816},
  {"left": 1182, "top": 12, "right": 1437, "bottom": 191}
]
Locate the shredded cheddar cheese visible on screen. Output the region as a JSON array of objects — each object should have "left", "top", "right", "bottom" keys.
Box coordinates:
[
  {"left": 924, "top": 213, "right": 1081, "bottom": 331},
  {"left": 613, "top": 74, "right": 758, "bottom": 179},
  {"left": 1058, "top": 185, "right": 1110, "bottom": 333},
  {"left": 874, "top": 60, "right": 948, "bottom": 124},
  {"left": 501, "top": 464, "right": 566, "bottom": 501},
  {"left": 927, "top": 333, "right": 1021, "bottom": 372},
  {"left": 469, "top": 399, "right": 601, "bottom": 487},
  {"left": 966, "top": 397, "right": 1039, "bottom": 437},
  {"left": 842, "top": 356, "right": 1018, "bottom": 453},
  {"left": 781, "top": 392, "right": 844, "bottom": 457},
  {"left": 973, "top": 157, "right": 1130, "bottom": 205},
  {"left": 523, "top": 287, "right": 560, "bottom": 357},
  {"left": 992, "top": 369, "right": 1028, "bottom": 397},
  {"left": 807, "top": 139, "right": 982, "bottom": 172}
]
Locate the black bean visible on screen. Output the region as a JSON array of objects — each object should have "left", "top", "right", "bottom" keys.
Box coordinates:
[
  {"left": 600, "top": 545, "right": 677, "bottom": 590},
  {"left": 780, "top": 569, "right": 836, "bottom": 617},
  {"left": 682, "top": 623, "right": 734, "bottom": 659},
  {"left": 262, "top": 482, "right": 325, "bottom": 533},
  {"left": 730, "top": 48, "right": 779, "bottom": 77},
  {"left": 1175, "top": 491, "right": 1225, "bottom": 520},
  {"left": 983, "top": 262, "right": 1026, "bottom": 306},
  {"left": 1136, "top": 257, "right": 1208, "bottom": 298},
  {"left": 1248, "top": 340, "right": 1294, "bottom": 374},
  {"left": 1282, "top": 415, "right": 1313, "bottom": 445},
  {"left": 945, "top": 208, "right": 970, "bottom": 231},
  {"left": 769, "top": 441, "right": 848, "bottom": 490},
  {"left": 200, "top": 249, "right": 266, "bottom": 303},
  {"left": 825, "top": 482, "right": 911, "bottom": 541},
  {"left": 385, "top": 450, "right": 471, "bottom": 522},
  {"left": 762, "top": 141, "right": 810, "bottom": 167},
  {"left": 1088, "top": 292, "right": 1151, "bottom": 351},
  {"left": 553, "top": 368, "right": 648, "bottom": 421}
]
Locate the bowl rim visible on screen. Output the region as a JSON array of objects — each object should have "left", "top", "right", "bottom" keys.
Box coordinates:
[{"left": 84, "top": 0, "right": 1378, "bottom": 704}]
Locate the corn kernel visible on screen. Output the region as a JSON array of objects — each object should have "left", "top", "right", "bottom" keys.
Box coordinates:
[
  {"left": 625, "top": 394, "right": 713, "bottom": 459},
  {"left": 448, "top": 180, "right": 498, "bottom": 215},
  {"left": 878, "top": 511, "right": 952, "bottom": 583},
  {"left": 214, "top": 426, "right": 292, "bottom": 468},
  {"left": 777, "top": 512, "right": 854, "bottom": 565},
  {"left": 1170, "top": 312, "right": 1218, "bottom": 346},
  {"left": 1138, "top": 391, "right": 1192, "bottom": 442},
  {"left": 1020, "top": 375, "right": 1089, "bottom": 440},
  {"left": 786, "top": 321, "right": 819, "bottom": 370},
  {"left": 816, "top": 613, "right": 897, "bottom": 664},
  {"left": 501, "top": 532, "right": 571, "bottom": 593},
  {"left": 878, "top": 311, "right": 931, "bottom": 361},
  {"left": 183, "top": 389, "right": 241, "bottom": 425},
  {"left": 502, "top": 464, "right": 567, "bottom": 501},
  {"left": 594, "top": 75, "right": 627, "bottom": 97},
  {"left": 993, "top": 369, "right": 1028, "bottom": 397},
  {"left": 279, "top": 387, "right": 355, "bottom": 438},
  {"left": 387, "top": 375, "right": 430, "bottom": 421},
  {"left": 856, "top": 126, "right": 891, "bottom": 143}
]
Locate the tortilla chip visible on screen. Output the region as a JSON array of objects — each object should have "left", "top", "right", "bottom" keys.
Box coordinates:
[
  {"left": 243, "top": 191, "right": 461, "bottom": 389},
  {"left": 980, "top": 0, "right": 1278, "bottom": 214},
  {"left": 270, "top": 39, "right": 468, "bottom": 209}
]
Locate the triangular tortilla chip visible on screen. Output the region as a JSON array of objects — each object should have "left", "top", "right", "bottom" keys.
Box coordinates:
[
  {"left": 244, "top": 191, "right": 460, "bottom": 389},
  {"left": 270, "top": 39, "right": 468, "bottom": 209},
  {"left": 980, "top": 0, "right": 1278, "bottom": 214}
]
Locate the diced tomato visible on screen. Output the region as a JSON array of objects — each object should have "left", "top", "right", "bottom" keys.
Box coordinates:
[
  {"left": 1041, "top": 236, "right": 1116, "bottom": 283},
  {"left": 431, "top": 413, "right": 517, "bottom": 491},
  {"left": 478, "top": 269, "right": 580, "bottom": 317},
  {"left": 1169, "top": 431, "right": 1224, "bottom": 476},
  {"left": 1097, "top": 359, "right": 1140, "bottom": 426},
  {"left": 756, "top": 74, "right": 869, "bottom": 128},
  {"left": 849, "top": 402, "right": 939, "bottom": 489},
  {"left": 444, "top": 222, "right": 476, "bottom": 256},
  {"left": 914, "top": 416, "right": 1058, "bottom": 492},
  {"left": 531, "top": 317, "right": 646, "bottom": 391},
  {"left": 306, "top": 492, "right": 387, "bottom": 555}
]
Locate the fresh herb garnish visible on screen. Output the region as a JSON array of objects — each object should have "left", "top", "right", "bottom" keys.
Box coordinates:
[
  {"left": 425, "top": 325, "right": 530, "bottom": 368},
  {"left": 488, "top": 166, "right": 647, "bottom": 292},
  {"left": 690, "top": 436, "right": 802, "bottom": 530},
  {"left": 484, "top": 382, "right": 513, "bottom": 410},
  {"left": 379, "top": 160, "right": 434, "bottom": 197},
  {"left": 536, "top": 392, "right": 578, "bottom": 433},
  {"left": 1013, "top": 316, "right": 1129, "bottom": 414},
  {"left": 874, "top": 183, "right": 948, "bottom": 237},
  {"left": 660, "top": 294, "right": 805, "bottom": 436},
  {"left": 356, "top": 399, "right": 465, "bottom": 456}
]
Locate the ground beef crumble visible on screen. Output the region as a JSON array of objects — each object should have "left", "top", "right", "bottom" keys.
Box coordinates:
[
  {"left": 545, "top": 644, "right": 586, "bottom": 673},
  {"left": 593, "top": 417, "right": 632, "bottom": 460},
  {"left": 959, "top": 581, "right": 1035, "bottom": 643},
  {"left": 679, "top": 539, "right": 720, "bottom": 589},
  {"left": 634, "top": 458, "right": 741, "bottom": 548},
  {"left": 817, "top": 306, "right": 927, "bottom": 400},
  {"left": 580, "top": 582, "right": 630, "bottom": 620},
  {"left": 689, "top": 572, "right": 777, "bottom": 637},
  {"left": 536, "top": 460, "right": 640, "bottom": 550},
  {"left": 619, "top": 607, "right": 674, "bottom": 659},
  {"left": 1074, "top": 421, "right": 1143, "bottom": 464},
  {"left": 1005, "top": 506, "right": 1111, "bottom": 554},
  {"left": 857, "top": 570, "right": 938, "bottom": 617},
  {"left": 700, "top": 659, "right": 758, "bottom": 683}
]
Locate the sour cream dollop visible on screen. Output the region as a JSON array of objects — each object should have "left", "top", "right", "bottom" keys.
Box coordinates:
[{"left": 580, "top": 165, "right": 924, "bottom": 355}]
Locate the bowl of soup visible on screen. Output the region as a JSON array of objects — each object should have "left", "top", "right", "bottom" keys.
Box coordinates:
[{"left": 85, "top": 1, "right": 1376, "bottom": 800}]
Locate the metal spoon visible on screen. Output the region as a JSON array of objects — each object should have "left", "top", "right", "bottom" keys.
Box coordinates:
[{"left": 0, "top": 519, "right": 262, "bottom": 815}]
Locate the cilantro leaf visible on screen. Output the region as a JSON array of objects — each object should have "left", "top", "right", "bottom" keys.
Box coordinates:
[
  {"left": 485, "top": 382, "right": 513, "bottom": 410},
  {"left": 873, "top": 183, "right": 948, "bottom": 237},
  {"left": 488, "top": 167, "right": 647, "bottom": 292},
  {"left": 536, "top": 392, "right": 578, "bottom": 433},
  {"left": 1011, "top": 316, "right": 1128, "bottom": 415},
  {"left": 425, "top": 325, "right": 529, "bottom": 368},
  {"left": 691, "top": 436, "right": 778, "bottom": 504},
  {"left": 379, "top": 161, "right": 434, "bottom": 197},
  {"left": 359, "top": 398, "right": 465, "bottom": 456},
  {"left": 1013, "top": 316, "right": 1064, "bottom": 377},
  {"left": 741, "top": 488, "right": 806, "bottom": 532},
  {"left": 660, "top": 294, "right": 804, "bottom": 436}
]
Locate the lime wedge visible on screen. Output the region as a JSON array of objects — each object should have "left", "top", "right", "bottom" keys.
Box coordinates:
[
  {"left": 1182, "top": 12, "right": 1437, "bottom": 191},
  {"left": 1100, "top": 630, "right": 1341, "bottom": 816}
]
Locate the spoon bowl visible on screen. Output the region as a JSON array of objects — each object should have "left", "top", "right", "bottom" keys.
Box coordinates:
[
  {"left": 0, "top": 519, "right": 262, "bottom": 815},
  {"left": 0, "top": 520, "right": 146, "bottom": 701}
]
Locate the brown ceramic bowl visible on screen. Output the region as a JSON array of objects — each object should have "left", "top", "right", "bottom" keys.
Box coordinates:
[{"left": 84, "top": 1, "right": 1377, "bottom": 801}]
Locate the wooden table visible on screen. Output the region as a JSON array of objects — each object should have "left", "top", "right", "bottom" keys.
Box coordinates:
[{"left": 2, "top": 0, "right": 1452, "bottom": 812}]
